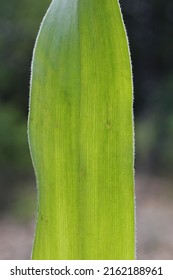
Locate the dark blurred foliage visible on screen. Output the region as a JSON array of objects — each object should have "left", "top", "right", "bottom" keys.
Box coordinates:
[
  {"left": 0, "top": 0, "right": 51, "bottom": 211},
  {"left": 121, "top": 0, "right": 173, "bottom": 175},
  {"left": 0, "top": 0, "right": 51, "bottom": 111},
  {"left": 0, "top": 0, "right": 173, "bottom": 211}
]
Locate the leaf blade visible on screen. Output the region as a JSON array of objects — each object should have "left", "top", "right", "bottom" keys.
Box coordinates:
[{"left": 28, "top": 0, "right": 135, "bottom": 260}]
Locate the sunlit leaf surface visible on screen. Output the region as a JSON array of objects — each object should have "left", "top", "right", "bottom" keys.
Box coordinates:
[{"left": 28, "top": 0, "right": 135, "bottom": 260}]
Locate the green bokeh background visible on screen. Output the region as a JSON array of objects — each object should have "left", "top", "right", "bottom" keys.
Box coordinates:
[{"left": 0, "top": 0, "right": 173, "bottom": 259}]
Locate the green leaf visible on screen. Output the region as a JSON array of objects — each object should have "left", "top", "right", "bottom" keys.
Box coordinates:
[{"left": 28, "top": 0, "right": 135, "bottom": 260}]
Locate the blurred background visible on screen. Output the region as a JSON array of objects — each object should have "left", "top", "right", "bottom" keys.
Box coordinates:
[{"left": 0, "top": 0, "right": 173, "bottom": 259}]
